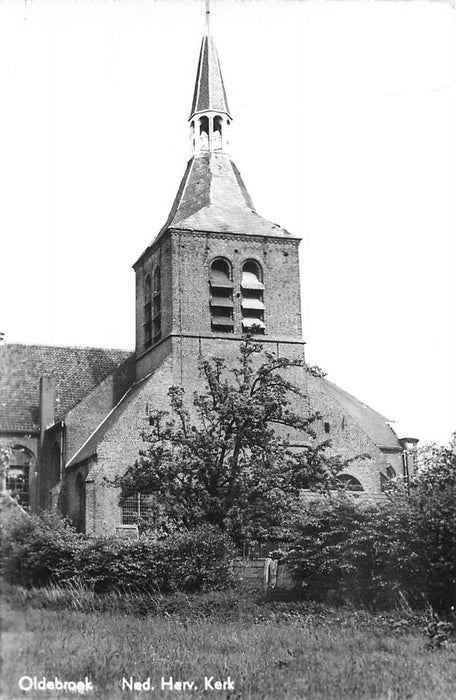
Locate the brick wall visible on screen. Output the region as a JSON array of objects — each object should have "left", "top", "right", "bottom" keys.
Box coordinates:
[
  {"left": 81, "top": 358, "right": 173, "bottom": 536},
  {"left": 169, "top": 335, "right": 392, "bottom": 492},
  {"left": 171, "top": 231, "right": 302, "bottom": 339},
  {"left": 135, "top": 234, "right": 173, "bottom": 358},
  {"left": 305, "top": 374, "right": 399, "bottom": 492}
]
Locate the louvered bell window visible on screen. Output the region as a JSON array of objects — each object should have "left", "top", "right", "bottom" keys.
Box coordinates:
[
  {"left": 152, "top": 267, "right": 161, "bottom": 343},
  {"left": 209, "top": 259, "right": 234, "bottom": 333},
  {"left": 241, "top": 260, "right": 265, "bottom": 334},
  {"left": 144, "top": 274, "right": 152, "bottom": 348}
]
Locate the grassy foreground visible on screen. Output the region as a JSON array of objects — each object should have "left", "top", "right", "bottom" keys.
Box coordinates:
[{"left": 2, "top": 584, "right": 456, "bottom": 700}]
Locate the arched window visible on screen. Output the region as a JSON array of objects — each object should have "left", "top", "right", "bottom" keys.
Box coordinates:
[
  {"left": 381, "top": 465, "right": 397, "bottom": 492},
  {"left": 153, "top": 267, "right": 161, "bottom": 343},
  {"left": 144, "top": 274, "right": 152, "bottom": 348},
  {"left": 74, "top": 473, "right": 86, "bottom": 533},
  {"left": 51, "top": 443, "right": 61, "bottom": 488},
  {"left": 386, "top": 465, "right": 396, "bottom": 480},
  {"left": 5, "top": 445, "right": 34, "bottom": 508},
  {"left": 199, "top": 116, "right": 209, "bottom": 151},
  {"left": 337, "top": 474, "right": 364, "bottom": 492},
  {"left": 213, "top": 116, "right": 223, "bottom": 150},
  {"left": 241, "top": 260, "right": 265, "bottom": 334},
  {"left": 209, "top": 258, "right": 234, "bottom": 333}
]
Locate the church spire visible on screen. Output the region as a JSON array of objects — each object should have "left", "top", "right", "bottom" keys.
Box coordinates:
[{"left": 189, "top": 3, "right": 232, "bottom": 155}]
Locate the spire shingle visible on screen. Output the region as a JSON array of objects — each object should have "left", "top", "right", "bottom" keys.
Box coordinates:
[{"left": 189, "top": 33, "right": 231, "bottom": 120}]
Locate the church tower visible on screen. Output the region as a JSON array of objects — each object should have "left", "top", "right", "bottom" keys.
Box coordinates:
[
  {"left": 133, "top": 9, "right": 305, "bottom": 386},
  {"left": 37, "top": 5, "right": 410, "bottom": 537}
]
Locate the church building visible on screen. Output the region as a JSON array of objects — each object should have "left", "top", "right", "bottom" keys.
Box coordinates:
[{"left": 0, "top": 11, "right": 418, "bottom": 535}]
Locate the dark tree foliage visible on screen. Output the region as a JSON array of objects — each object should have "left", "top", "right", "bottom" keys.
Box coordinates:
[
  {"left": 391, "top": 438, "right": 456, "bottom": 610},
  {"left": 116, "top": 338, "right": 343, "bottom": 543}
]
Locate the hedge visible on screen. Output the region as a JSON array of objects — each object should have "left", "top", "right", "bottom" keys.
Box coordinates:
[{"left": 1, "top": 511, "right": 236, "bottom": 593}]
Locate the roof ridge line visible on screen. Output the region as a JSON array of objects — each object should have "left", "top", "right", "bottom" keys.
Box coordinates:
[
  {"left": 1, "top": 342, "right": 133, "bottom": 352},
  {"left": 316, "top": 376, "right": 399, "bottom": 449},
  {"left": 192, "top": 37, "right": 203, "bottom": 121},
  {"left": 323, "top": 377, "right": 391, "bottom": 422},
  {"left": 171, "top": 157, "right": 197, "bottom": 226}
]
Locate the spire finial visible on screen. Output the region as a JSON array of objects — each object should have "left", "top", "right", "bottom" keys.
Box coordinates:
[
  {"left": 189, "top": 1, "right": 232, "bottom": 154},
  {"left": 205, "top": 0, "right": 211, "bottom": 34}
]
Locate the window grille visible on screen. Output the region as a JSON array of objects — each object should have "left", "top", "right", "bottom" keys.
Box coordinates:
[
  {"left": 209, "top": 259, "right": 234, "bottom": 332},
  {"left": 241, "top": 260, "right": 265, "bottom": 334},
  {"left": 6, "top": 446, "right": 31, "bottom": 508},
  {"left": 122, "top": 494, "right": 155, "bottom": 526},
  {"left": 6, "top": 466, "right": 29, "bottom": 507}
]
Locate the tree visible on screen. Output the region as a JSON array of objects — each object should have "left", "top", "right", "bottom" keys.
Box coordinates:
[
  {"left": 116, "top": 338, "right": 343, "bottom": 544},
  {"left": 285, "top": 435, "right": 456, "bottom": 610}
]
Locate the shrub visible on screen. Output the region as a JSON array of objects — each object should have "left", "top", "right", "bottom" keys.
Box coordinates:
[
  {"left": 285, "top": 497, "right": 392, "bottom": 607},
  {"left": 1, "top": 509, "right": 81, "bottom": 587},
  {"left": 2, "top": 512, "right": 235, "bottom": 593},
  {"left": 285, "top": 471, "right": 456, "bottom": 612},
  {"left": 70, "top": 526, "right": 236, "bottom": 593}
]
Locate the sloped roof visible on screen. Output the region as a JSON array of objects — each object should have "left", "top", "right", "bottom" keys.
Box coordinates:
[
  {"left": 66, "top": 374, "right": 149, "bottom": 467},
  {"left": 0, "top": 344, "right": 133, "bottom": 432},
  {"left": 141, "top": 154, "right": 296, "bottom": 254},
  {"left": 317, "top": 377, "right": 402, "bottom": 450},
  {"left": 190, "top": 33, "right": 231, "bottom": 119}
]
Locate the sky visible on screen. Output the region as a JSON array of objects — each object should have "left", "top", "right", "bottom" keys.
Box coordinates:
[{"left": 1, "top": 0, "right": 455, "bottom": 445}]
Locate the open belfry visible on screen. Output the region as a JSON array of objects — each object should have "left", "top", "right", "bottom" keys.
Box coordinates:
[{"left": 0, "top": 7, "right": 417, "bottom": 535}]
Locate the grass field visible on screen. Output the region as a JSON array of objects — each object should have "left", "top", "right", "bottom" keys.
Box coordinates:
[{"left": 2, "top": 584, "right": 456, "bottom": 700}]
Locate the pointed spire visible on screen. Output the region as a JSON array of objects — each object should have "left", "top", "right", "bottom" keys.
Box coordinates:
[
  {"left": 189, "top": 9, "right": 231, "bottom": 121},
  {"left": 205, "top": 0, "right": 211, "bottom": 35}
]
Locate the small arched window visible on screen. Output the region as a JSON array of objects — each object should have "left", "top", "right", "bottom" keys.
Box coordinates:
[
  {"left": 51, "top": 443, "right": 61, "bottom": 488},
  {"left": 337, "top": 474, "right": 364, "bottom": 492},
  {"left": 213, "top": 116, "right": 223, "bottom": 150},
  {"left": 381, "top": 465, "right": 397, "bottom": 491},
  {"left": 209, "top": 258, "right": 234, "bottom": 333},
  {"left": 144, "top": 274, "right": 152, "bottom": 348},
  {"left": 153, "top": 267, "right": 161, "bottom": 343},
  {"left": 200, "top": 116, "right": 209, "bottom": 150},
  {"left": 74, "top": 472, "right": 86, "bottom": 533},
  {"left": 241, "top": 260, "right": 265, "bottom": 334},
  {"left": 386, "top": 465, "right": 396, "bottom": 480}
]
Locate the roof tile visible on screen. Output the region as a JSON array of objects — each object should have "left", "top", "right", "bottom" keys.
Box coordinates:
[{"left": 0, "top": 344, "right": 133, "bottom": 431}]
